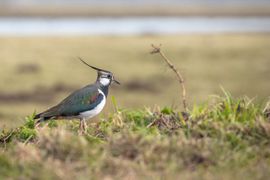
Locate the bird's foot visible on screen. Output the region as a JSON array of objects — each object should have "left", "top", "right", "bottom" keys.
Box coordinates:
[
  {"left": 78, "top": 129, "right": 86, "bottom": 135},
  {"left": 83, "top": 120, "right": 88, "bottom": 132},
  {"left": 78, "top": 126, "right": 87, "bottom": 135}
]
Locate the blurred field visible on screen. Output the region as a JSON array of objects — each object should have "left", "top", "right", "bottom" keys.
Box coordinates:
[{"left": 0, "top": 34, "right": 270, "bottom": 127}]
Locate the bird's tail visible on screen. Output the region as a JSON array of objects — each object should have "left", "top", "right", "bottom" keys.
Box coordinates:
[
  {"left": 34, "top": 113, "right": 41, "bottom": 120},
  {"left": 34, "top": 106, "right": 59, "bottom": 125},
  {"left": 34, "top": 113, "right": 53, "bottom": 125}
]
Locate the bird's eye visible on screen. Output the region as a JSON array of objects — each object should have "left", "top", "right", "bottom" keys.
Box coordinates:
[{"left": 107, "top": 74, "right": 112, "bottom": 78}]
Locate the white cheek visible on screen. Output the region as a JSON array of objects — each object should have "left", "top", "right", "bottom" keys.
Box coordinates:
[{"left": 100, "top": 78, "right": 110, "bottom": 86}]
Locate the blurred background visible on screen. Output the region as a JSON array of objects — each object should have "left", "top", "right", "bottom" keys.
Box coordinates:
[{"left": 0, "top": 0, "right": 270, "bottom": 128}]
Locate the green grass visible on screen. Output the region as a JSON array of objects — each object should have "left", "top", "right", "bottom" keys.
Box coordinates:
[
  {"left": 1, "top": 93, "right": 270, "bottom": 179},
  {"left": 0, "top": 34, "right": 270, "bottom": 127}
]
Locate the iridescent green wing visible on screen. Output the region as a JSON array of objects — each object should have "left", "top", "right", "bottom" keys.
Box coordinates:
[{"left": 40, "top": 84, "right": 103, "bottom": 118}]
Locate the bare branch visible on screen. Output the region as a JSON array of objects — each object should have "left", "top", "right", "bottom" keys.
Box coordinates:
[{"left": 150, "top": 44, "right": 188, "bottom": 112}]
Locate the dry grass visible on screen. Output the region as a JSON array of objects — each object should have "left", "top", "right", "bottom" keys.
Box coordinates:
[{"left": 0, "top": 94, "right": 270, "bottom": 179}]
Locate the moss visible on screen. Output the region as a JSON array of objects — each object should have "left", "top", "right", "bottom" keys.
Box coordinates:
[
  {"left": 17, "top": 127, "right": 36, "bottom": 141},
  {"left": 161, "top": 107, "right": 174, "bottom": 115},
  {"left": 24, "top": 113, "right": 36, "bottom": 129}
]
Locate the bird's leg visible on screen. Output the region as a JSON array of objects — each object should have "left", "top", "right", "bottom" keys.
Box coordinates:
[
  {"left": 79, "top": 118, "right": 86, "bottom": 135},
  {"left": 78, "top": 119, "right": 82, "bottom": 134},
  {"left": 83, "top": 118, "right": 88, "bottom": 133}
]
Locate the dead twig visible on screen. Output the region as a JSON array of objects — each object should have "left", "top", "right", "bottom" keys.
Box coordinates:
[
  {"left": 147, "top": 119, "right": 157, "bottom": 128},
  {"left": 150, "top": 44, "right": 188, "bottom": 112},
  {"left": 0, "top": 128, "right": 17, "bottom": 148}
]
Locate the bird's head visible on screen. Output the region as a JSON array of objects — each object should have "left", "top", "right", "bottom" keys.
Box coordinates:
[
  {"left": 79, "top": 58, "right": 120, "bottom": 86},
  {"left": 97, "top": 71, "right": 120, "bottom": 86}
]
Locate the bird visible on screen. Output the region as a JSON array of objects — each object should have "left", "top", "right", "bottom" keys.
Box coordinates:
[{"left": 34, "top": 58, "right": 120, "bottom": 134}]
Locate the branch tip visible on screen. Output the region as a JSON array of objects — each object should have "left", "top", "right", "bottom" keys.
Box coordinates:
[
  {"left": 150, "top": 44, "right": 162, "bottom": 54},
  {"left": 150, "top": 43, "right": 188, "bottom": 112}
]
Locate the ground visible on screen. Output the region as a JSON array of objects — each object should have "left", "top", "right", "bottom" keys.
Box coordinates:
[{"left": 0, "top": 93, "right": 270, "bottom": 179}]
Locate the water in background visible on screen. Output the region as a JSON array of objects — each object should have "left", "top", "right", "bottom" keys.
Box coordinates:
[{"left": 1, "top": 17, "right": 270, "bottom": 36}]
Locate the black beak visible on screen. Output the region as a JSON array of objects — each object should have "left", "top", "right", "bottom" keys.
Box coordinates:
[
  {"left": 113, "top": 79, "right": 121, "bottom": 85},
  {"left": 78, "top": 57, "right": 111, "bottom": 73}
]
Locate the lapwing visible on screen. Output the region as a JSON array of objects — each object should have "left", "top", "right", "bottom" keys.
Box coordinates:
[{"left": 34, "top": 58, "right": 120, "bottom": 134}]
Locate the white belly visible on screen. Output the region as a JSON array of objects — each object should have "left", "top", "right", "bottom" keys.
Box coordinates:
[{"left": 79, "top": 89, "right": 106, "bottom": 119}]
